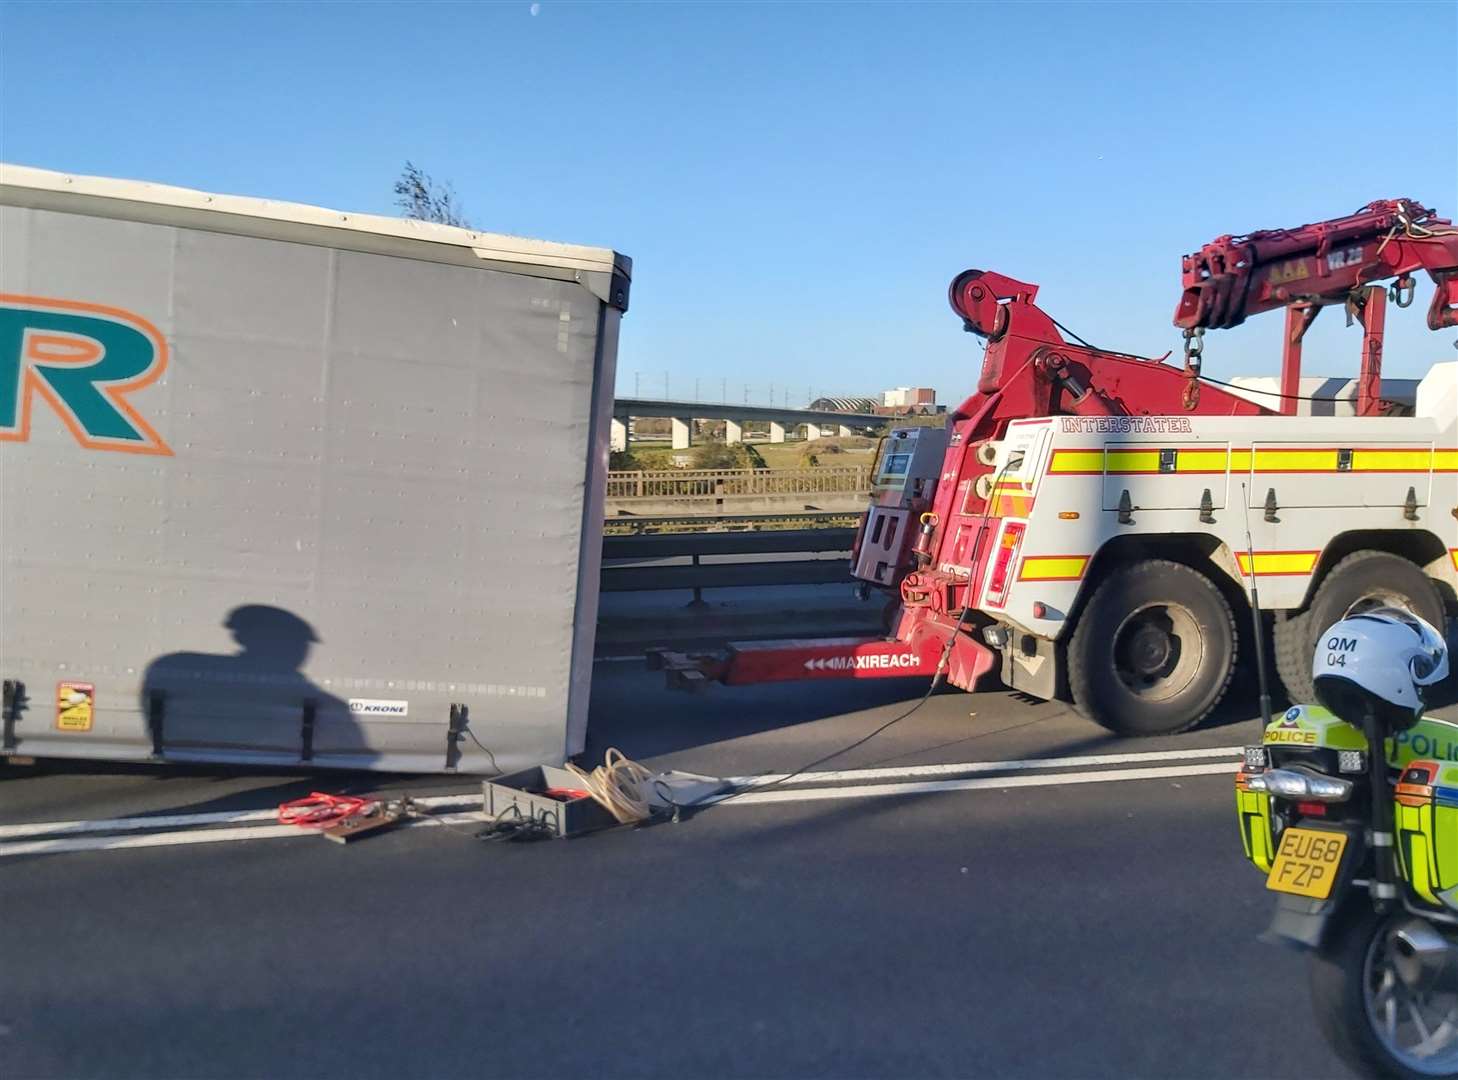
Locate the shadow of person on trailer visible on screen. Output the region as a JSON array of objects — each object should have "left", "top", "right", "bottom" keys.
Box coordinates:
[{"left": 141, "top": 604, "right": 365, "bottom": 768}]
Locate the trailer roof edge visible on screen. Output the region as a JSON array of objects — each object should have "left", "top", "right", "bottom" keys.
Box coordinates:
[{"left": 0, "top": 162, "right": 629, "bottom": 281}]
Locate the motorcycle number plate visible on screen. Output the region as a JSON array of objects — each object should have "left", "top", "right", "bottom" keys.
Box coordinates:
[{"left": 1266, "top": 827, "right": 1349, "bottom": 899}]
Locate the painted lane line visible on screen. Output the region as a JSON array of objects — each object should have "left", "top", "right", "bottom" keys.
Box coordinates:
[
  {"left": 725, "top": 745, "right": 1242, "bottom": 788},
  {"left": 0, "top": 813, "right": 486, "bottom": 858},
  {"left": 1, "top": 763, "right": 1238, "bottom": 856},
  {"left": 715, "top": 761, "right": 1236, "bottom": 807},
  {"left": 0, "top": 749, "right": 1237, "bottom": 840},
  {"left": 0, "top": 749, "right": 1242, "bottom": 840},
  {"left": 0, "top": 793, "right": 482, "bottom": 841}
]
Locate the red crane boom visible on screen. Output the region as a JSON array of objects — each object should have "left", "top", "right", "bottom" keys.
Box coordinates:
[{"left": 1173, "top": 199, "right": 1458, "bottom": 415}]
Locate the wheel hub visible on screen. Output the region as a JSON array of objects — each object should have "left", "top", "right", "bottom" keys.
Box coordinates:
[
  {"left": 1127, "top": 624, "right": 1173, "bottom": 675},
  {"left": 1111, "top": 602, "right": 1203, "bottom": 702}
]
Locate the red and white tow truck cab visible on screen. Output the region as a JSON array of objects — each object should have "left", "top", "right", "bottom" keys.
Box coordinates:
[{"left": 658, "top": 200, "right": 1458, "bottom": 737}]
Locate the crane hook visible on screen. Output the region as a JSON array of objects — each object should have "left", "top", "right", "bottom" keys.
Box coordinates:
[{"left": 1181, "top": 328, "right": 1204, "bottom": 409}]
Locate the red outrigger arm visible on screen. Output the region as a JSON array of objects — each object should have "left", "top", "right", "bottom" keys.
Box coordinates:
[{"left": 648, "top": 621, "right": 997, "bottom": 692}]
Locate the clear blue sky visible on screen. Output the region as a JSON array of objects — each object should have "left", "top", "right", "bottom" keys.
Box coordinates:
[{"left": 3, "top": 1, "right": 1455, "bottom": 405}]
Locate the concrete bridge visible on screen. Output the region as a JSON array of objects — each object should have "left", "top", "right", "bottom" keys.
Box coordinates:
[{"left": 611, "top": 397, "right": 885, "bottom": 451}]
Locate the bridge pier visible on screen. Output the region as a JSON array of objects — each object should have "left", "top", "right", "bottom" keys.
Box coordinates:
[
  {"left": 671, "top": 417, "right": 693, "bottom": 450},
  {"left": 838, "top": 424, "right": 854, "bottom": 438},
  {"left": 724, "top": 419, "right": 743, "bottom": 445},
  {"left": 769, "top": 421, "right": 787, "bottom": 444},
  {"left": 610, "top": 417, "right": 627, "bottom": 452},
  {"left": 804, "top": 423, "right": 824, "bottom": 441}
]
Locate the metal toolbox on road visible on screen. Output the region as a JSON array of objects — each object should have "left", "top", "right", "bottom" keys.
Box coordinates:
[{"left": 482, "top": 766, "right": 618, "bottom": 838}]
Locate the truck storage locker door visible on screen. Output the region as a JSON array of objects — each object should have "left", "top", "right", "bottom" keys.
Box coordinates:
[
  {"left": 1100, "top": 444, "right": 1229, "bottom": 511},
  {"left": 1243, "top": 443, "right": 1433, "bottom": 508}
]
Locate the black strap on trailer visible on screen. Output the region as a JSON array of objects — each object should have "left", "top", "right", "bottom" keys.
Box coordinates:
[
  {"left": 300, "top": 699, "right": 317, "bottom": 762},
  {"left": 445, "top": 703, "right": 469, "bottom": 772},
  {"left": 147, "top": 690, "right": 165, "bottom": 759},
  {"left": 2, "top": 679, "right": 22, "bottom": 751}
]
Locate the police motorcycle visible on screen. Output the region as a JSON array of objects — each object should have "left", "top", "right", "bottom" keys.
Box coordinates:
[{"left": 1236, "top": 608, "right": 1457, "bottom": 1078}]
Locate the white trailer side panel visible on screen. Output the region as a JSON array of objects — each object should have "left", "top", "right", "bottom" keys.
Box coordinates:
[{"left": 0, "top": 166, "right": 629, "bottom": 772}]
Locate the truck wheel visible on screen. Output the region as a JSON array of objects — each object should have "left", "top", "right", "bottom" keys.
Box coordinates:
[
  {"left": 1068, "top": 560, "right": 1237, "bottom": 736},
  {"left": 1273, "top": 610, "right": 1312, "bottom": 708},
  {"left": 1274, "top": 551, "right": 1445, "bottom": 707}
]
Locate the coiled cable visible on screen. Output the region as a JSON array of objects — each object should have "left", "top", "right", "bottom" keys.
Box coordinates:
[{"left": 565, "top": 747, "right": 655, "bottom": 824}]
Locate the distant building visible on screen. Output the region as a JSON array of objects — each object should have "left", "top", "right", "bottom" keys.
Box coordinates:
[
  {"left": 875, "top": 386, "right": 942, "bottom": 418},
  {"left": 807, "top": 390, "right": 943, "bottom": 421},
  {"left": 809, "top": 396, "right": 881, "bottom": 413},
  {"left": 882, "top": 386, "right": 936, "bottom": 408}
]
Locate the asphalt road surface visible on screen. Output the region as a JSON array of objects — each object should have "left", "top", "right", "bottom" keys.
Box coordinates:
[{"left": 8, "top": 666, "right": 1457, "bottom": 1079}]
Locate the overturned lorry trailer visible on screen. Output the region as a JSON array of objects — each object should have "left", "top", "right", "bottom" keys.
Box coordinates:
[{"left": 0, "top": 165, "right": 629, "bottom": 773}]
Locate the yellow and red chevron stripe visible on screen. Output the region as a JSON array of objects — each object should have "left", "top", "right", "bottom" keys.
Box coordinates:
[
  {"left": 990, "top": 482, "right": 1035, "bottom": 517},
  {"left": 1450, "top": 549, "right": 1458, "bottom": 572},
  {"left": 1235, "top": 550, "right": 1320, "bottom": 576},
  {"left": 1018, "top": 555, "right": 1089, "bottom": 582}
]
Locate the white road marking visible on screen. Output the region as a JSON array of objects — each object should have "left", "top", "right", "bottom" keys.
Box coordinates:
[
  {"left": 0, "top": 813, "right": 485, "bottom": 858},
  {"left": 0, "top": 793, "right": 481, "bottom": 841},
  {"left": 716, "top": 762, "right": 1236, "bottom": 806},
  {"left": 726, "top": 745, "right": 1241, "bottom": 787},
  {"left": 0, "top": 750, "right": 1242, "bottom": 856}
]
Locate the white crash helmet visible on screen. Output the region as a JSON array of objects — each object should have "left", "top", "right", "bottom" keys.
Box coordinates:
[{"left": 1311, "top": 606, "right": 1449, "bottom": 731}]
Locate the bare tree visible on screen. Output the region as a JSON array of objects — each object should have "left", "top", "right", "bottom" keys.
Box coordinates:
[{"left": 393, "top": 161, "right": 472, "bottom": 228}]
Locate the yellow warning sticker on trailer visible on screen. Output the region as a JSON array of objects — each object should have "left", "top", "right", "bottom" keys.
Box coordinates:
[{"left": 56, "top": 682, "right": 95, "bottom": 732}]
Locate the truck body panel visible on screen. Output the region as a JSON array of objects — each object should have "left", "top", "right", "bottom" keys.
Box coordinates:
[
  {"left": 1, "top": 165, "right": 629, "bottom": 773},
  {"left": 975, "top": 374, "right": 1458, "bottom": 644}
]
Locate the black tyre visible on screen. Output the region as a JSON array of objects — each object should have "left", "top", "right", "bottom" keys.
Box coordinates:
[
  {"left": 1310, "top": 906, "right": 1458, "bottom": 1079},
  {"left": 1275, "top": 550, "right": 1445, "bottom": 706},
  {"left": 1273, "top": 610, "right": 1313, "bottom": 707},
  {"left": 1067, "top": 559, "right": 1237, "bottom": 736}
]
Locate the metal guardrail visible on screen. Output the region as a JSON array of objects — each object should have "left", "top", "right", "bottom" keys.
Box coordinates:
[
  {"left": 602, "top": 511, "right": 860, "bottom": 535},
  {"left": 604, "top": 528, "right": 856, "bottom": 558},
  {"left": 600, "top": 527, "right": 856, "bottom": 593},
  {"left": 606, "top": 466, "right": 871, "bottom": 503}
]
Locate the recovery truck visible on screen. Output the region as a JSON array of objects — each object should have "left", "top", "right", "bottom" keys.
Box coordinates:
[{"left": 657, "top": 200, "right": 1458, "bottom": 736}]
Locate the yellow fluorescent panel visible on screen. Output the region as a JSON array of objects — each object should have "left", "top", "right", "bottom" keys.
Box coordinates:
[
  {"left": 1251, "top": 449, "right": 1338, "bottom": 471},
  {"left": 1048, "top": 451, "right": 1103, "bottom": 473},
  {"left": 1103, "top": 450, "right": 1160, "bottom": 473},
  {"left": 1353, "top": 449, "right": 1433, "bottom": 471},
  {"left": 1019, "top": 556, "right": 1089, "bottom": 580},
  {"left": 1236, "top": 551, "right": 1319, "bottom": 575},
  {"left": 1176, "top": 450, "right": 1228, "bottom": 472}
]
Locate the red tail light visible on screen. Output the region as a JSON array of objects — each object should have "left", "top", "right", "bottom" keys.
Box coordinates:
[
  {"left": 983, "top": 522, "right": 1025, "bottom": 608},
  {"left": 1295, "top": 802, "right": 1328, "bottom": 817}
]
